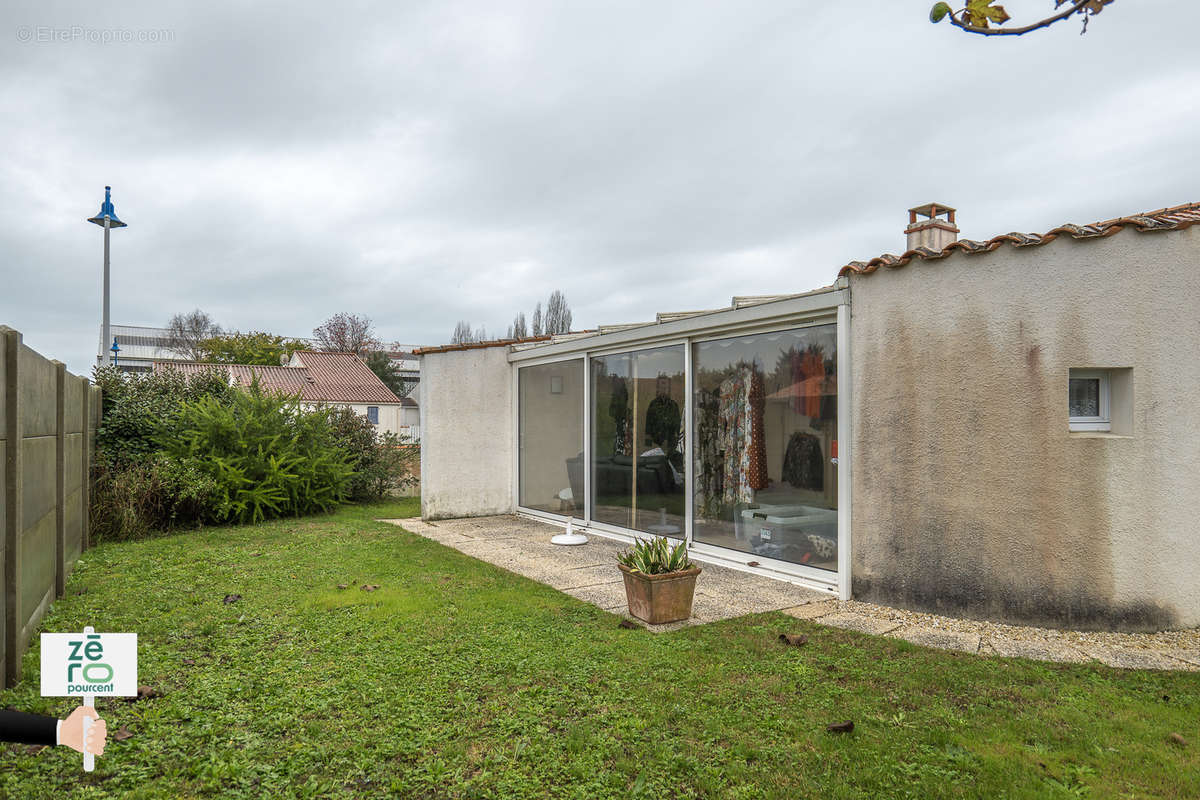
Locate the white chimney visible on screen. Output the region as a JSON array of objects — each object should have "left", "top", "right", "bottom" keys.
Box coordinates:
[{"left": 905, "top": 203, "right": 959, "bottom": 252}]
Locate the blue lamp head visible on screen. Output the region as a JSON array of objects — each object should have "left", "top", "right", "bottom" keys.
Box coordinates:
[
  {"left": 88, "top": 186, "right": 127, "bottom": 228},
  {"left": 110, "top": 338, "right": 120, "bottom": 355}
]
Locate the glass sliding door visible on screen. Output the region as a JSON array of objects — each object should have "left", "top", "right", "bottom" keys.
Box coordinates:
[
  {"left": 518, "top": 359, "right": 585, "bottom": 516},
  {"left": 591, "top": 345, "right": 686, "bottom": 535},
  {"left": 692, "top": 325, "right": 838, "bottom": 570}
]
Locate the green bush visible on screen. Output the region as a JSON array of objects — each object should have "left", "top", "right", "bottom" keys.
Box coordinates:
[
  {"left": 93, "top": 365, "right": 232, "bottom": 466},
  {"left": 90, "top": 455, "right": 226, "bottom": 543},
  {"left": 161, "top": 380, "right": 355, "bottom": 524},
  {"left": 328, "top": 407, "right": 420, "bottom": 501}
]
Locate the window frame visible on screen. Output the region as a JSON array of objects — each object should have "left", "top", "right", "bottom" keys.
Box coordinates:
[
  {"left": 1068, "top": 369, "right": 1110, "bottom": 432},
  {"left": 507, "top": 290, "right": 850, "bottom": 599},
  {"left": 367, "top": 405, "right": 380, "bottom": 425}
]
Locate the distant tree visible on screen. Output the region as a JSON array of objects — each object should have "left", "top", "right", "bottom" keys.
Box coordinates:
[
  {"left": 199, "top": 331, "right": 310, "bottom": 366},
  {"left": 930, "top": 0, "right": 1114, "bottom": 36},
  {"left": 506, "top": 312, "right": 528, "bottom": 340},
  {"left": 165, "top": 309, "right": 222, "bottom": 360},
  {"left": 531, "top": 302, "right": 543, "bottom": 337},
  {"left": 450, "top": 321, "right": 476, "bottom": 345},
  {"left": 544, "top": 290, "right": 572, "bottom": 335},
  {"left": 313, "top": 312, "right": 380, "bottom": 354},
  {"left": 365, "top": 351, "right": 406, "bottom": 397}
]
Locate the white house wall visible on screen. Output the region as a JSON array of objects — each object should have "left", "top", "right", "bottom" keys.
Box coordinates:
[
  {"left": 300, "top": 402, "right": 405, "bottom": 436},
  {"left": 419, "top": 346, "right": 514, "bottom": 520},
  {"left": 847, "top": 226, "right": 1200, "bottom": 631}
]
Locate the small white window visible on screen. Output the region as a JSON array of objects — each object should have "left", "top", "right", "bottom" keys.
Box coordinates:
[
  {"left": 367, "top": 406, "right": 379, "bottom": 425},
  {"left": 1068, "top": 369, "right": 1110, "bottom": 431}
]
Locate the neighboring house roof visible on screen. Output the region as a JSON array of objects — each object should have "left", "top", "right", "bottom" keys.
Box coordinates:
[
  {"left": 291, "top": 351, "right": 402, "bottom": 403},
  {"left": 838, "top": 201, "right": 1200, "bottom": 278},
  {"left": 154, "top": 351, "right": 402, "bottom": 405}
]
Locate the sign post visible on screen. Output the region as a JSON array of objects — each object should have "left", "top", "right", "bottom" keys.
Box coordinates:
[{"left": 41, "top": 626, "right": 137, "bottom": 771}]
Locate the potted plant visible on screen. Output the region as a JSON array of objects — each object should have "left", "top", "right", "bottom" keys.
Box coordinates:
[{"left": 616, "top": 537, "right": 702, "bottom": 624}]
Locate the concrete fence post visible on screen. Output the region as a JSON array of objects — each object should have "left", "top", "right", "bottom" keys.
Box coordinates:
[
  {"left": 80, "top": 376, "right": 91, "bottom": 553},
  {"left": 1, "top": 326, "right": 23, "bottom": 688},
  {"left": 53, "top": 361, "right": 66, "bottom": 599}
]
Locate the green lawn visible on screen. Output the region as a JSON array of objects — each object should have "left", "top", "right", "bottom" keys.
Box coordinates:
[{"left": 1, "top": 499, "right": 1196, "bottom": 799}]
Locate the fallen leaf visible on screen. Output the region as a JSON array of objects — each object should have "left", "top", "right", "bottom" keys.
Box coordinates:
[
  {"left": 250, "top": 552, "right": 262, "bottom": 557},
  {"left": 113, "top": 727, "right": 134, "bottom": 742},
  {"left": 336, "top": 584, "right": 349, "bottom": 590},
  {"left": 826, "top": 721, "right": 854, "bottom": 734},
  {"left": 222, "top": 594, "right": 242, "bottom": 604},
  {"left": 618, "top": 619, "right": 639, "bottom": 630},
  {"left": 1169, "top": 732, "right": 1187, "bottom": 747},
  {"left": 778, "top": 633, "right": 809, "bottom": 647},
  {"left": 24, "top": 744, "right": 46, "bottom": 755},
  {"left": 360, "top": 584, "right": 380, "bottom": 592},
  {"left": 747, "top": 561, "right": 760, "bottom": 567},
  {"left": 182, "top": 658, "right": 196, "bottom": 666}
]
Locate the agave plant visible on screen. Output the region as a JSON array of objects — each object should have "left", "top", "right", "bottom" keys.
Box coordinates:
[{"left": 617, "top": 536, "right": 694, "bottom": 575}]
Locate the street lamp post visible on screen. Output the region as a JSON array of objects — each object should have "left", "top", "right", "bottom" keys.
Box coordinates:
[{"left": 87, "top": 186, "right": 127, "bottom": 367}]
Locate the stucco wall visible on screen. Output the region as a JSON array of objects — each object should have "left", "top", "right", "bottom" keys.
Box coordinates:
[
  {"left": 419, "top": 347, "right": 514, "bottom": 520},
  {"left": 302, "top": 402, "right": 405, "bottom": 436},
  {"left": 848, "top": 227, "right": 1200, "bottom": 630}
]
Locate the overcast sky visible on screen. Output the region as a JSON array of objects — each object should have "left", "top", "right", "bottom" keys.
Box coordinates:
[{"left": 2, "top": 1, "right": 1196, "bottom": 374}]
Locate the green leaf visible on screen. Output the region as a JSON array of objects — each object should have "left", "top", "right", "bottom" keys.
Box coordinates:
[
  {"left": 929, "top": 2, "right": 952, "bottom": 23},
  {"left": 963, "top": 0, "right": 1010, "bottom": 28}
]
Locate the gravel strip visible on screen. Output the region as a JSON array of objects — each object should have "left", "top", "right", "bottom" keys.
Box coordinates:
[{"left": 805, "top": 600, "right": 1200, "bottom": 669}]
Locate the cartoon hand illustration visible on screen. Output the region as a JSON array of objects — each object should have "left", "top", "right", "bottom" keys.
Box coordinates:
[{"left": 60, "top": 706, "right": 107, "bottom": 755}]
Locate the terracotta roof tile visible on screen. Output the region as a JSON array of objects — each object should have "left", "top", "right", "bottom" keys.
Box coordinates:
[
  {"left": 154, "top": 352, "right": 401, "bottom": 405},
  {"left": 839, "top": 201, "right": 1200, "bottom": 278}
]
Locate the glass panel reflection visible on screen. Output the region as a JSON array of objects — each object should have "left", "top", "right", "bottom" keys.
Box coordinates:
[
  {"left": 692, "top": 325, "right": 838, "bottom": 569},
  {"left": 591, "top": 345, "right": 686, "bottom": 535},
  {"left": 518, "top": 359, "right": 585, "bottom": 515}
]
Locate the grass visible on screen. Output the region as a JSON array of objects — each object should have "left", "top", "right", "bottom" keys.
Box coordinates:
[{"left": 1, "top": 497, "right": 1197, "bottom": 798}]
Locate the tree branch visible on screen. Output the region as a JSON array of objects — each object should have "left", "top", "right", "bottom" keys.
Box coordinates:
[{"left": 948, "top": 0, "right": 1093, "bottom": 36}]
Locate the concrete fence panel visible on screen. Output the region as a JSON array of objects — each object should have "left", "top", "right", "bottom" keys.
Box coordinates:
[{"left": 1, "top": 326, "right": 98, "bottom": 687}]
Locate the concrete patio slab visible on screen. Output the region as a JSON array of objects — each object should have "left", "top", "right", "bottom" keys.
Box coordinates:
[
  {"left": 380, "top": 517, "right": 1200, "bottom": 669},
  {"left": 982, "top": 637, "right": 1091, "bottom": 664},
  {"left": 1076, "top": 646, "right": 1196, "bottom": 672},
  {"left": 546, "top": 564, "right": 626, "bottom": 591},
  {"left": 379, "top": 515, "right": 826, "bottom": 630},
  {"left": 564, "top": 583, "right": 629, "bottom": 609},
  {"left": 1165, "top": 649, "right": 1200, "bottom": 667},
  {"left": 819, "top": 613, "right": 903, "bottom": 636},
  {"left": 894, "top": 626, "right": 981, "bottom": 654},
  {"left": 781, "top": 600, "right": 838, "bottom": 620}
]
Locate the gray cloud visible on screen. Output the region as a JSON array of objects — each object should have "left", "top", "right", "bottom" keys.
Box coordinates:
[{"left": 1, "top": 0, "right": 1196, "bottom": 374}]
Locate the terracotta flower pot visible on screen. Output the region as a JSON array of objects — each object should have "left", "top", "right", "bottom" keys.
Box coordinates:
[{"left": 618, "top": 564, "right": 702, "bottom": 624}]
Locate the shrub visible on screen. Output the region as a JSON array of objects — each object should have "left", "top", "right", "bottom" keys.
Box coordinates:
[
  {"left": 90, "top": 455, "right": 226, "bottom": 543},
  {"left": 161, "top": 380, "right": 355, "bottom": 524},
  {"left": 93, "top": 365, "right": 232, "bottom": 466},
  {"left": 328, "top": 407, "right": 420, "bottom": 501}
]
